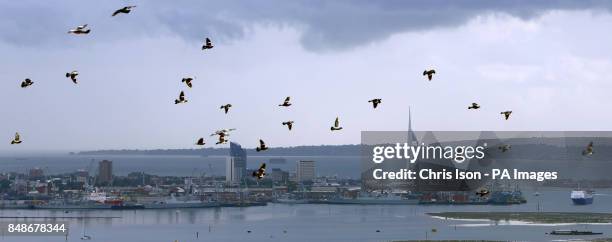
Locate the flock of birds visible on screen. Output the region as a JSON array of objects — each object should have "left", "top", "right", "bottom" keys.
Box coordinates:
[{"left": 9, "top": 5, "right": 595, "bottom": 182}]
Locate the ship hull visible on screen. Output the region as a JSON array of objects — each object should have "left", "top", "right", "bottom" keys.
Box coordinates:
[
  {"left": 318, "top": 198, "right": 419, "bottom": 205},
  {"left": 572, "top": 197, "right": 593, "bottom": 205}
]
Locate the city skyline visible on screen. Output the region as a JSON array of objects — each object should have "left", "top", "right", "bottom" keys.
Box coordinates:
[{"left": 2, "top": 1, "right": 612, "bottom": 152}]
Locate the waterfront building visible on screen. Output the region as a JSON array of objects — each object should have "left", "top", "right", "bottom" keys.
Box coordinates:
[
  {"left": 98, "top": 160, "right": 113, "bottom": 184},
  {"left": 296, "top": 160, "right": 315, "bottom": 182},
  {"left": 75, "top": 169, "right": 89, "bottom": 183},
  {"left": 226, "top": 142, "right": 247, "bottom": 184}
]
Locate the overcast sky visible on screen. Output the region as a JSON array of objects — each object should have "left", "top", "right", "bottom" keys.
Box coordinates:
[{"left": 1, "top": 0, "right": 612, "bottom": 152}]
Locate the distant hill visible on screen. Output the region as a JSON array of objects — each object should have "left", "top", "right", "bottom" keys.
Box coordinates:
[
  {"left": 76, "top": 136, "right": 612, "bottom": 161},
  {"left": 76, "top": 144, "right": 363, "bottom": 156}
]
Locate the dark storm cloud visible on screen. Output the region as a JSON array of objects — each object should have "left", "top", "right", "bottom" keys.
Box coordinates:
[{"left": 1, "top": 0, "right": 610, "bottom": 50}]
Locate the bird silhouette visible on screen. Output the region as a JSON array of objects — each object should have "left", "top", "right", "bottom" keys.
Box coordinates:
[
  {"left": 252, "top": 163, "right": 266, "bottom": 180},
  {"left": 256, "top": 139, "right": 268, "bottom": 152},
  {"left": 112, "top": 6, "right": 136, "bottom": 16},
  {"left": 214, "top": 133, "right": 227, "bottom": 145},
  {"left": 500, "top": 111, "right": 512, "bottom": 120},
  {"left": 279, "top": 96, "right": 291, "bottom": 107},
  {"left": 181, "top": 77, "right": 194, "bottom": 88},
  {"left": 368, "top": 99, "right": 382, "bottom": 109},
  {"left": 202, "top": 38, "right": 214, "bottom": 50},
  {"left": 475, "top": 189, "right": 490, "bottom": 197},
  {"left": 67, "top": 24, "right": 90, "bottom": 34},
  {"left": 210, "top": 128, "right": 236, "bottom": 137},
  {"left": 331, "top": 117, "right": 343, "bottom": 131},
  {"left": 423, "top": 69, "right": 436, "bottom": 81},
  {"left": 282, "top": 121, "right": 294, "bottom": 131},
  {"left": 10, "top": 132, "right": 22, "bottom": 144},
  {"left": 498, "top": 144, "right": 511, "bottom": 152},
  {"left": 582, "top": 141, "right": 594, "bottom": 156},
  {"left": 196, "top": 138, "right": 205, "bottom": 146},
  {"left": 220, "top": 104, "right": 232, "bottom": 114},
  {"left": 175, "top": 91, "right": 187, "bottom": 104},
  {"left": 21, "top": 78, "right": 34, "bottom": 88},
  {"left": 65, "top": 71, "right": 79, "bottom": 84},
  {"left": 468, "top": 103, "right": 480, "bottom": 109}
]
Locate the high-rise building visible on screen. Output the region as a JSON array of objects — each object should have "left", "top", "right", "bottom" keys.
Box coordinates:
[
  {"left": 226, "top": 142, "right": 247, "bottom": 184},
  {"left": 98, "top": 160, "right": 113, "bottom": 184},
  {"left": 296, "top": 160, "right": 315, "bottom": 182}
]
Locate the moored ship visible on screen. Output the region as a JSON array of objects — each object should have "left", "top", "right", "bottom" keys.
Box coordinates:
[
  {"left": 322, "top": 192, "right": 420, "bottom": 205},
  {"left": 571, "top": 190, "right": 594, "bottom": 205},
  {"left": 143, "top": 195, "right": 218, "bottom": 209}
]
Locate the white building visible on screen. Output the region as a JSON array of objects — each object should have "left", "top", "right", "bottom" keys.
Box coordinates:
[{"left": 296, "top": 160, "right": 315, "bottom": 182}]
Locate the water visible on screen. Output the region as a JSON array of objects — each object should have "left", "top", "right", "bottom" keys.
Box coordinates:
[
  {"left": 0, "top": 155, "right": 361, "bottom": 178},
  {"left": 1, "top": 190, "right": 612, "bottom": 242}
]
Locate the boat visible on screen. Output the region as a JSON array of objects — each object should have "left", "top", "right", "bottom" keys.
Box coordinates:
[
  {"left": 143, "top": 195, "right": 218, "bottom": 209},
  {"left": 111, "top": 202, "right": 145, "bottom": 210},
  {"left": 549, "top": 230, "right": 602, "bottom": 235},
  {"left": 322, "top": 192, "right": 420, "bottom": 205},
  {"left": 571, "top": 190, "right": 594, "bottom": 205}
]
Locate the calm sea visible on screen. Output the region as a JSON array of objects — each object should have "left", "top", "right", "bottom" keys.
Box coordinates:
[{"left": 0, "top": 190, "right": 611, "bottom": 241}]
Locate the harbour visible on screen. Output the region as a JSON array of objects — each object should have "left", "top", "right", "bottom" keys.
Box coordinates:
[{"left": 1, "top": 189, "right": 612, "bottom": 242}]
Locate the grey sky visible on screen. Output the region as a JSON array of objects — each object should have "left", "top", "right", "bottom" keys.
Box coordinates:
[{"left": 1, "top": 1, "right": 611, "bottom": 151}]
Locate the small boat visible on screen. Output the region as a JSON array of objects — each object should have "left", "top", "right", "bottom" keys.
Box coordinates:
[
  {"left": 549, "top": 230, "right": 603, "bottom": 235},
  {"left": 571, "top": 190, "right": 594, "bottom": 205}
]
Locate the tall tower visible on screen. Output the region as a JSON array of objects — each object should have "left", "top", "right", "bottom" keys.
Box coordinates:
[
  {"left": 98, "top": 160, "right": 113, "bottom": 185},
  {"left": 407, "top": 107, "right": 418, "bottom": 145},
  {"left": 226, "top": 142, "right": 247, "bottom": 184}
]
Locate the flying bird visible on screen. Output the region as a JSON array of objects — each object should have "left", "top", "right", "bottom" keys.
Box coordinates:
[
  {"left": 331, "top": 117, "right": 343, "bottom": 131},
  {"left": 468, "top": 103, "right": 480, "bottom": 109},
  {"left": 196, "top": 138, "right": 205, "bottom": 146},
  {"left": 252, "top": 163, "right": 266, "bottom": 180},
  {"left": 215, "top": 132, "right": 227, "bottom": 145},
  {"left": 220, "top": 104, "right": 232, "bottom": 114},
  {"left": 210, "top": 128, "right": 236, "bottom": 137},
  {"left": 112, "top": 6, "right": 136, "bottom": 16},
  {"left": 282, "top": 121, "right": 294, "bottom": 131},
  {"left": 500, "top": 111, "right": 512, "bottom": 120},
  {"left": 66, "top": 71, "right": 79, "bottom": 84},
  {"left": 475, "top": 189, "right": 490, "bottom": 197},
  {"left": 181, "top": 77, "right": 194, "bottom": 88},
  {"left": 423, "top": 69, "right": 436, "bottom": 81},
  {"left": 279, "top": 97, "right": 291, "bottom": 107},
  {"left": 175, "top": 91, "right": 187, "bottom": 104},
  {"left": 202, "top": 38, "right": 214, "bottom": 50},
  {"left": 256, "top": 139, "right": 268, "bottom": 152},
  {"left": 498, "top": 144, "right": 511, "bottom": 153},
  {"left": 67, "top": 24, "right": 90, "bottom": 34},
  {"left": 368, "top": 99, "right": 382, "bottom": 109},
  {"left": 21, "top": 78, "right": 34, "bottom": 88},
  {"left": 10, "top": 132, "right": 22, "bottom": 144},
  {"left": 582, "top": 141, "right": 594, "bottom": 156}
]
